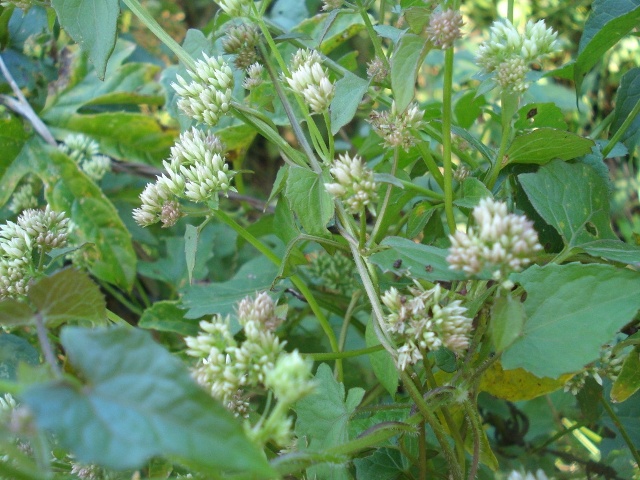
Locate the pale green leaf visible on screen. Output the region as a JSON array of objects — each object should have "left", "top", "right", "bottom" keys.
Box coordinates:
[
  {"left": 490, "top": 295, "right": 526, "bottom": 353},
  {"left": 391, "top": 33, "right": 429, "bottom": 112},
  {"left": 453, "top": 177, "right": 492, "bottom": 209},
  {"left": 502, "top": 263, "right": 640, "bottom": 378},
  {"left": 285, "top": 167, "right": 334, "bottom": 237},
  {"left": 330, "top": 72, "right": 370, "bottom": 134},
  {"left": 506, "top": 128, "right": 594, "bottom": 165}
]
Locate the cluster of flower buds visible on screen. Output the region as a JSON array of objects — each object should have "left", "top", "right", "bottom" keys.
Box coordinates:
[
  {"left": 369, "top": 101, "right": 423, "bottom": 151},
  {"left": 8, "top": 179, "right": 38, "bottom": 214},
  {"left": 381, "top": 283, "right": 472, "bottom": 371},
  {"left": 172, "top": 54, "right": 234, "bottom": 126},
  {"left": 59, "top": 134, "right": 111, "bottom": 182},
  {"left": 0, "top": 206, "right": 69, "bottom": 300},
  {"left": 425, "top": 9, "right": 464, "bottom": 49},
  {"left": 367, "top": 57, "right": 388, "bottom": 84},
  {"left": 476, "top": 19, "right": 559, "bottom": 93},
  {"left": 564, "top": 343, "right": 626, "bottom": 395},
  {"left": 307, "top": 251, "right": 358, "bottom": 296},
  {"left": 325, "top": 153, "right": 377, "bottom": 214},
  {"left": 133, "top": 127, "right": 236, "bottom": 227},
  {"left": 285, "top": 49, "right": 335, "bottom": 114},
  {"left": 216, "top": 0, "right": 251, "bottom": 17},
  {"left": 185, "top": 292, "right": 313, "bottom": 446},
  {"left": 222, "top": 22, "right": 260, "bottom": 69},
  {"left": 447, "top": 198, "right": 542, "bottom": 279}
]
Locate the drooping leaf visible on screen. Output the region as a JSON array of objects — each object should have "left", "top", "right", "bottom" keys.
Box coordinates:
[
  {"left": 366, "top": 317, "right": 398, "bottom": 398},
  {"left": 490, "top": 295, "right": 526, "bottom": 353},
  {"left": 506, "top": 128, "right": 594, "bottom": 165},
  {"left": 51, "top": 0, "right": 120, "bottom": 80},
  {"left": 502, "top": 263, "right": 640, "bottom": 378},
  {"left": 611, "top": 346, "right": 640, "bottom": 403},
  {"left": 479, "top": 360, "right": 570, "bottom": 401},
  {"left": 370, "top": 236, "right": 466, "bottom": 282},
  {"left": 330, "top": 72, "right": 370, "bottom": 134},
  {"left": 138, "top": 300, "right": 200, "bottom": 337},
  {"left": 611, "top": 67, "right": 640, "bottom": 145},
  {"left": 28, "top": 269, "right": 106, "bottom": 327},
  {"left": 391, "top": 33, "right": 429, "bottom": 112},
  {"left": 574, "top": 0, "right": 640, "bottom": 93},
  {"left": 518, "top": 160, "right": 617, "bottom": 248},
  {"left": 21, "top": 327, "right": 273, "bottom": 475},
  {"left": 0, "top": 334, "right": 40, "bottom": 383},
  {"left": 285, "top": 167, "right": 334, "bottom": 237}
]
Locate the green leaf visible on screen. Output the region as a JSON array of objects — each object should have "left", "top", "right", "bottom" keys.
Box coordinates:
[
  {"left": 16, "top": 140, "right": 137, "bottom": 290},
  {"left": 391, "top": 33, "right": 429, "bottom": 112},
  {"left": 479, "top": 360, "right": 569, "bottom": 401},
  {"left": 370, "top": 236, "right": 466, "bottom": 282},
  {"left": 285, "top": 167, "right": 334, "bottom": 237},
  {"left": 611, "top": 346, "right": 640, "bottom": 403},
  {"left": 0, "top": 334, "right": 39, "bottom": 383},
  {"left": 514, "top": 103, "right": 568, "bottom": 131},
  {"left": 490, "top": 295, "right": 526, "bottom": 353},
  {"left": 506, "top": 128, "right": 595, "bottom": 165},
  {"left": 0, "top": 117, "right": 31, "bottom": 207},
  {"left": 138, "top": 300, "right": 200, "bottom": 337},
  {"left": 518, "top": 160, "right": 617, "bottom": 248},
  {"left": 330, "top": 72, "right": 370, "bottom": 134},
  {"left": 453, "top": 177, "right": 492, "bottom": 209},
  {"left": 184, "top": 225, "right": 198, "bottom": 286},
  {"left": 21, "top": 327, "right": 273, "bottom": 475},
  {"left": 28, "top": 269, "right": 106, "bottom": 327},
  {"left": 611, "top": 67, "right": 640, "bottom": 145},
  {"left": 366, "top": 317, "right": 398, "bottom": 398},
  {"left": 354, "top": 448, "right": 407, "bottom": 480},
  {"left": 574, "top": 0, "right": 640, "bottom": 93},
  {"left": 580, "top": 239, "right": 640, "bottom": 266},
  {"left": 502, "top": 263, "right": 640, "bottom": 378},
  {"left": 0, "top": 300, "right": 34, "bottom": 327},
  {"left": 51, "top": 0, "right": 119, "bottom": 80},
  {"left": 180, "top": 256, "right": 280, "bottom": 323}
]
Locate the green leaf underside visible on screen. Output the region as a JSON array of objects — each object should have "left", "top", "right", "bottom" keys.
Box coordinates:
[
  {"left": 611, "top": 67, "right": 640, "bottom": 143},
  {"left": 51, "top": 0, "right": 119, "bottom": 80},
  {"left": 518, "top": 160, "right": 617, "bottom": 247},
  {"left": 22, "top": 327, "right": 273, "bottom": 475},
  {"left": 503, "top": 263, "right": 640, "bottom": 378},
  {"left": 611, "top": 346, "right": 640, "bottom": 403},
  {"left": 0, "top": 300, "right": 34, "bottom": 327},
  {"left": 506, "top": 128, "right": 594, "bottom": 165},
  {"left": 0, "top": 334, "right": 39, "bottom": 382},
  {"left": 391, "top": 33, "right": 428, "bottom": 112},
  {"left": 285, "top": 167, "right": 334, "bottom": 237},
  {"left": 138, "top": 301, "right": 200, "bottom": 336},
  {"left": 370, "top": 236, "right": 467, "bottom": 282}
]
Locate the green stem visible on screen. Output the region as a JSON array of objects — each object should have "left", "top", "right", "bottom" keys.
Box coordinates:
[
  {"left": 589, "top": 110, "right": 615, "bottom": 140},
  {"left": 397, "top": 179, "right": 444, "bottom": 200},
  {"left": 462, "top": 400, "right": 481, "bottom": 480},
  {"left": 214, "top": 210, "right": 343, "bottom": 381},
  {"left": 600, "top": 395, "right": 640, "bottom": 465},
  {"left": 35, "top": 313, "right": 61, "bottom": 378},
  {"left": 122, "top": 0, "right": 195, "bottom": 70},
  {"left": 416, "top": 142, "right": 445, "bottom": 189},
  {"left": 101, "top": 281, "right": 143, "bottom": 315},
  {"left": 107, "top": 309, "right": 133, "bottom": 327},
  {"left": 368, "top": 147, "right": 399, "bottom": 246},
  {"left": 442, "top": 47, "right": 456, "bottom": 234},
  {"left": 307, "top": 344, "right": 383, "bottom": 361},
  {"left": 418, "top": 420, "right": 427, "bottom": 480},
  {"left": 356, "top": 0, "right": 390, "bottom": 70},
  {"left": 486, "top": 91, "right": 518, "bottom": 189},
  {"left": 507, "top": 0, "right": 514, "bottom": 22},
  {"left": 324, "top": 110, "right": 335, "bottom": 160},
  {"left": 602, "top": 96, "right": 640, "bottom": 158},
  {"left": 339, "top": 291, "right": 362, "bottom": 352}
]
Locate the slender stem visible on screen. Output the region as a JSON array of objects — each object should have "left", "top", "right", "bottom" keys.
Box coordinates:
[
  {"left": 35, "top": 313, "right": 61, "bottom": 377},
  {"left": 338, "top": 291, "right": 362, "bottom": 352},
  {"left": 397, "top": 179, "right": 444, "bottom": 200},
  {"left": 368, "top": 148, "right": 399, "bottom": 246},
  {"left": 122, "top": 0, "right": 195, "bottom": 70},
  {"left": 323, "top": 110, "right": 335, "bottom": 160},
  {"left": 215, "top": 209, "right": 342, "bottom": 380},
  {"left": 602, "top": 96, "right": 640, "bottom": 157},
  {"left": 486, "top": 91, "right": 518, "bottom": 189},
  {"left": 359, "top": 212, "right": 367, "bottom": 248},
  {"left": 307, "top": 344, "right": 383, "bottom": 361},
  {"left": 356, "top": 0, "right": 390, "bottom": 70},
  {"left": 507, "top": 0, "right": 514, "bottom": 22},
  {"left": 442, "top": 47, "right": 456, "bottom": 234},
  {"left": 107, "top": 309, "right": 132, "bottom": 327},
  {"left": 589, "top": 110, "right": 615, "bottom": 140},
  {"left": 601, "top": 395, "right": 640, "bottom": 465},
  {"left": 463, "top": 400, "right": 481, "bottom": 480},
  {"left": 418, "top": 420, "right": 427, "bottom": 480},
  {"left": 101, "top": 281, "right": 143, "bottom": 315},
  {"left": 416, "top": 142, "right": 445, "bottom": 189}
]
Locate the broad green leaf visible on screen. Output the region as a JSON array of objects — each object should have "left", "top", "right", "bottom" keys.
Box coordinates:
[
  {"left": 453, "top": 177, "right": 491, "bottom": 209},
  {"left": 454, "top": 91, "right": 485, "bottom": 129},
  {"left": 502, "top": 263, "right": 640, "bottom": 378},
  {"left": 490, "top": 295, "right": 526, "bottom": 353},
  {"left": 330, "top": 72, "right": 370, "bottom": 134},
  {"left": 366, "top": 317, "right": 398, "bottom": 398},
  {"left": 28, "top": 269, "right": 106, "bottom": 327},
  {"left": 519, "top": 160, "right": 617, "bottom": 248},
  {"left": 611, "top": 67, "right": 640, "bottom": 145},
  {"left": 580, "top": 239, "right": 640, "bottom": 266},
  {"left": 479, "top": 360, "right": 570, "bottom": 401},
  {"left": 574, "top": 0, "right": 640, "bottom": 93},
  {"left": 514, "top": 103, "right": 568, "bottom": 131},
  {"left": 611, "top": 347, "right": 640, "bottom": 403},
  {"left": 370, "top": 236, "right": 466, "bottom": 282},
  {"left": 391, "top": 33, "right": 429, "bottom": 112},
  {"left": 22, "top": 327, "right": 273, "bottom": 475},
  {"left": 0, "top": 299, "right": 33, "bottom": 327},
  {"left": 506, "top": 128, "right": 594, "bottom": 165},
  {"left": 285, "top": 167, "right": 334, "bottom": 237},
  {"left": 354, "top": 448, "right": 407, "bottom": 480},
  {"left": 138, "top": 300, "right": 199, "bottom": 336},
  {"left": 12, "top": 140, "right": 136, "bottom": 290},
  {"left": 51, "top": 0, "right": 119, "bottom": 80},
  {"left": 0, "top": 334, "right": 39, "bottom": 383},
  {"left": 185, "top": 225, "right": 198, "bottom": 285},
  {"left": 180, "top": 256, "right": 280, "bottom": 323}
]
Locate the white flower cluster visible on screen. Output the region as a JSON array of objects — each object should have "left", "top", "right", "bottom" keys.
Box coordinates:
[
  {"left": 185, "top": 292, "right": 313, "bottom": 445},
  {"left": 369, "top": 101, "right": 423, "bottom": 151},
  {"left": 564, "top": 343, "right": 626, "bottom": 395},
  {"left": 172, "top": 54, "right": 234, "bottom": 126},
  {"left": 447, "top": 198, "right": 542, "bottom": 279},
  {"left": 507, "top": 470, "right": 549, "bottom": 480},
  {"left": 325, "top": 153, "right": 377, "bottom": 214},
  {"left": 8, "top": 182, "right": 38, "bottom": 214},
  {"left": 381, "top": 284, "right": 472, "bottom": 371},
  {"left": 59, "top": 134, "right": 111, "bottom": 182},
  {"left": 285, "top": 49, "right": 335, "bottom": 114},
  {"left": 133, "top": 127, "right": 236, "bottom": 227},
  {"left": 476, "top": 19, "right": 559, "bottom": 93},
  {"left": 426, "top": 9, "right": 464, "bottom": 49},
  {"left": 243, "top": 62, "right": 264, "bottom": 90},
  {"left": 0, "top": 206, "right": 69, "bottom": 300},
  {"left": 216, "top": 0, "right": 251, "bottom": 17}
]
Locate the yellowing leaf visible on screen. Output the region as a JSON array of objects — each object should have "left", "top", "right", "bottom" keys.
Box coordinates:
[{"left": 479, "top": 360, "right": 570, "bottom": 401}]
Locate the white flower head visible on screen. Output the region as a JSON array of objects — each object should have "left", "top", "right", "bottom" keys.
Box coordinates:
[
  {"left": 325, "top": 153, "right": 378, "bottom": 214},
  {"left": 285, "top": 49, "right": 335, "bottom": 114}
]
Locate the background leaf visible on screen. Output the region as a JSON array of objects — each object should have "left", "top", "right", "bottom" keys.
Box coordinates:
[
  {"left": 506, "top": 128, "right": 594, "bottom": 165},
  {"left": 479, "top": 360, "right": 569, "bottom": 401},
  {"left": 138, "top": 300, "right": 200, "bottom": 336},
  {"left": 502, "top": 263, "right": 640, "bottom": 378},
  {"left": 0, "top": 334, "right": 39, "bottom": 384},
  {"left": 22, "top": 327, "right": 274, "bottom": 475}
]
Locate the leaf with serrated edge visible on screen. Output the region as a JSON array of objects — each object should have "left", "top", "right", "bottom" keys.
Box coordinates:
[
  {"left": 22, "top": 327, "right": 274, "bottom": 475},
  {"left": 503, "top": 263, "right": 640, "bottom": 378}
]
